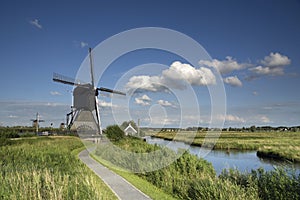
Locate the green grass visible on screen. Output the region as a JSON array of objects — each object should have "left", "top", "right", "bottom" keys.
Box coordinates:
[
  {"left": 91, "top": 153, "right": 177, "bottom": 200},
  {"left": 0, "top": 136, "right": 117, "bottom": 200},
  {"left": 153, "top": 131, "right": 300, "bottom": 162},
  {"left": 93, "top": 135, "right": 300, "bottom": 200},
  {"left": 93, "top": 136, "right": 256, "bottom": 199}
]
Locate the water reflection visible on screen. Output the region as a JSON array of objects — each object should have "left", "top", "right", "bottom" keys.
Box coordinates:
[{"left": 145, "top": 136, "right": 300, "bottom": 175}]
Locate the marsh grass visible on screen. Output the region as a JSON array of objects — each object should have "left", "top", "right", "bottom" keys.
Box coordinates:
[
  {"left": 95, "top": 134, "right": 300, "bottom": 200},
  {"left": 0, "top": 136, "right": 117, "bottom": 200}
]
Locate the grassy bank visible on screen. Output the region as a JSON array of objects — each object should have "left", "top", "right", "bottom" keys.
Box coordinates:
[
  {"left": 153, "top": 131, "right": 300, "bottom": 162},
  {"left": 94, "top": 135, "right": 300, "bottom": 200},
  {"left": 0, "top": 136, "right": 117, "bottom": 200},
  {"left": 91, "top": 154, "right": 177, "bottom": 200}
]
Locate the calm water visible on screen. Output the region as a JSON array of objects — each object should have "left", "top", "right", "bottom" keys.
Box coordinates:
[{"left": 145, "top": 136, "right": 300, "bottom": 175}]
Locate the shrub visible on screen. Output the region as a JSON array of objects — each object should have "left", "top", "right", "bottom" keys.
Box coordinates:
[{"left": 105, "top": 125, "right": 125, "bottom": 141}]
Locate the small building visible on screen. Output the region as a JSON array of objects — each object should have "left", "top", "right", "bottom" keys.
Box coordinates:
[{"left": 124, "top": 123, "right": 137, "bottom": 136}]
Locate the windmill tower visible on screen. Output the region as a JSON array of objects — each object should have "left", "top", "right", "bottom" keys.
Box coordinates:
[
  {"left": 53, "top": 48, "right": 125, "bottom": 136},
  {"left": 31, "top": 112, "right": 44, "bottom": 134}
]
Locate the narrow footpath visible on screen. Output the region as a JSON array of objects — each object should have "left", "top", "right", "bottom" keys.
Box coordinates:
[{"left": 79, "top": 149, "right": 151, "bottom": 200}]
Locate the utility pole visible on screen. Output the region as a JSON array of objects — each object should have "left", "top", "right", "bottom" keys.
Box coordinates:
[
  {"left": 36, "top": 113, "right": 39, "bottom": 134},
  {"left": 138, "top": 118, "right": 140, "bottom": 137}
]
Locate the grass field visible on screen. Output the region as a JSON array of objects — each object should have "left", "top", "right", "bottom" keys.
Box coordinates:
[
  {"left": 1, "top": 132, "right": 299, "bottom": 200},
  {"left": 93, "top": 136, "right": 300, "bottom": 200},
  {"left": 0, "top": 136, "right": 117, "bottom": 200},
  {"left": 152, "top": 131, "right": 300, "bottom": 162}
]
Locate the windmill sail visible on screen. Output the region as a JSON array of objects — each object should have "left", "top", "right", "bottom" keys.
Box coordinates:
[
  {"left": 97, "top": 87, "right": 126, "bottom": 96},
  {"left": 89, "top": 48, "right": 95, "bottom": 87},
  {"left": 53, "top": 73, "right": 84, "bottom": 86}
]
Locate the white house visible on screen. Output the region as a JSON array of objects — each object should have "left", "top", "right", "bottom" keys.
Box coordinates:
[{"left": 124, "top": 123, "right": 137, "bottom": 136}]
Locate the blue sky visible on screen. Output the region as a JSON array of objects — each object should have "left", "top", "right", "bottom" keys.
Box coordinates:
[{"left": 0, "top": 0, "right": 299, "bottom": 128}]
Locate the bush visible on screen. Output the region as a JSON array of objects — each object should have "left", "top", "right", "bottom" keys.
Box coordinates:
[{"left": 105, "top": 125, "right": 125, "bottom": 141}]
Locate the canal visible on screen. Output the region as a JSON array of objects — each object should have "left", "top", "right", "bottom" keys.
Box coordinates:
[{"left": 145, "top": 136, "right": 300, "bottom": 175}]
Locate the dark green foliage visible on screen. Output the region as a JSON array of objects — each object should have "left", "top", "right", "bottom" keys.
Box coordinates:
[
  {"left": 105, "top": 125, "right": 125, "bottom": 141},
  {"left": 120, "top": 120, "right": 138, "bottom": 131},
  {"left": 220, "top": 168, "right": 300, "bottom": 200},
  {"left": 0, "top": 138, "right": 11, "bottom": 147},
  {"left": 0, "top": 129, "right": 19, "bottom": 138}
]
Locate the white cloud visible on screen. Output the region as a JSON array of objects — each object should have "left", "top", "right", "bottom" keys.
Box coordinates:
[
  {"left": 252, "top": 91, "right": 258, "bottom": 96},
  {"left": 217, "top": 114, "right": 245, "bottom": 123},
  {"left": 126, "top": 61, "right": 216, "bottom": 93},
  {"left": 135, "top": 95, "right": 152, "bottom": 106},
  {"left": 80, "top": 41, "right": 88, "bottom": 48},
  {"left": 162, "top": 61, "right": 216, "bottom": 86},
  {"left": 223, "top": 76, "right": 243, "bottom": 87},
  {"left": 199, "top": 56, "right": 249, "bottom": 74},
  {"left": 157, "top": 100, "right": 174, "bottom": 107},
  {"left": 249, "top": 65, "right": 285, "bottom": 76},
  {"left": 199, "top": 52, "right": 291, "bottom": 80},
  {"left": 126, "top": 75, "right": 165, "bottom": 93},
  {"left": 249, "top": 52, "right": 291, "bottom": 77},
  {"left": 259, "top": 115, "right": 272, "bottom": 123},
  {"left": 98, "top": 100, "right": 118, "bottom": 108},
  {"left": 261, "top": 52, "right": 291, "bottom": 67},
  {"left": 50, "top": 91, "right": 62, "bottom": 96},
  {"left": 143, "top": 116, "right": 179, "bottom": 126},
  {"left": 29, "top": 19, "right": 42, "bottom": 29},
  {"left": 225, "top": 114, "right": 245, "bottom": 123}
]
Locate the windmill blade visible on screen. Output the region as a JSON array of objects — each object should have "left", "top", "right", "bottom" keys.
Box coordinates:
[
  {"left": 89, "top": 48, "right": 95, "bottom": 88},
  {"left": 97, "top": 87, "right": 126, "bottom": 96},
  {"left": 53, "top": 73, "right": 82, "bottom": 86},
  {"left": 94, "top": 96, "right": 102, "bottom": 135}
]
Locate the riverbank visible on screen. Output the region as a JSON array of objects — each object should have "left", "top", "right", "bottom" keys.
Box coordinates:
[
  {"left": 151, "top": 131, "right": 300, "bottom": 162},
  {"left": 94, "top": 135, "right": 300, "bottom": 199}
]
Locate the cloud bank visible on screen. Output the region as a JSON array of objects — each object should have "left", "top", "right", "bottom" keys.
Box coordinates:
[
  {"left": 199, "top": 56, "right": 249, "bottom": 74},
  {"left": 126, "top": 61, "right": 216, "bottom": 93},
  {"left": 249, "top": 52, "right": 291, "bottom": 76},
  {"left": 200, "top": 52, "right": 291, "bottom": 85}
]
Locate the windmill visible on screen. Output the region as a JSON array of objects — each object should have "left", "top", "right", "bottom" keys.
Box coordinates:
[
  {"left": 53, "top": 48, "right": 125, "bottom": 136},
  {"left": 31, "top": 112, "right": 44, "bottom": 134}
]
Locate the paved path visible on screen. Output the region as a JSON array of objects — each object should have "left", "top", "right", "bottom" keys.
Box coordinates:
[{"left": 79, "top": 149, "right": 151, "bottom": 200}]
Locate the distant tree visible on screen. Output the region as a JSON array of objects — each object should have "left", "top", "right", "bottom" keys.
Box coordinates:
[
  {"left": 105, "top": 125, "right": 125, "bottom": 141},
  {"left": 250, "top": 125, "right": 256, "bottom": 132},
  {"left": 120, "top": 120, "right": 138, "bottom": 131}
]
